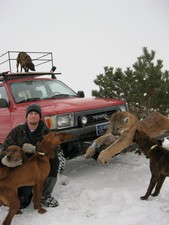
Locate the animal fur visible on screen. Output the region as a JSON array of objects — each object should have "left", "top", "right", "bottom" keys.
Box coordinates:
[
  {"left": 133, "top": 129, "right": 169, "bottom": 200},
  {"left": 0, "top": 132, "right": 72, "bottom": 225},
  {"left": 16, "top": 52, "right": 35, "bottom": 72},
  {"left": 85, "top": 111, "right": 169, "bottom": 164}
]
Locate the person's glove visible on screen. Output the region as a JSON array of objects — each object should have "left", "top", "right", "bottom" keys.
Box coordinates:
[
  {"left": 22, "top": 143, "right": 36, "bottom": 154},
  {"left": 1, "top": 155, "right": 23, "bottom": 167}
]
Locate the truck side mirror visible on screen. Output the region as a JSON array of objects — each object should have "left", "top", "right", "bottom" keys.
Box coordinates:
[
  {"left": 0, "top": 98, "right": 9, "bottom": 108},
  {"left": 77, "top": 91, "right": 85, "bottom": 98}
]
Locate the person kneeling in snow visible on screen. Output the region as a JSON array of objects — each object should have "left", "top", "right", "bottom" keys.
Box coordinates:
[{"left": 0, "top": 103, "right": 65, "bottom": 208}]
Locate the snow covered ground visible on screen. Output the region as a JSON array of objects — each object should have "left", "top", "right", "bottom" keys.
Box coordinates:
[{"left": 1, "top": 139, "right": 169, "bottom": 225}]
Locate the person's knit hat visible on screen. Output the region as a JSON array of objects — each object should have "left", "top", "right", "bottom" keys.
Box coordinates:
[{"left": 26, "top": 104, "right": 42, "bottom": 118}]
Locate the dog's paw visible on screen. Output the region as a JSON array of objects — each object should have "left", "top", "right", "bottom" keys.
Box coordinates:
[
  {"left": 97, "top": 150, "right": 111, "bottom": 164},
  {"left": 84, "top": 146, "right": 96, "bottom": 158},
  {"left": 140, "top": 195, "right": 148, "bottom": 200},
  {"left": 151, "top": 192, "right": 158, "bottom": 197},
  {"left": 38, "top": 207, "right": 47, "bottom": 214}
]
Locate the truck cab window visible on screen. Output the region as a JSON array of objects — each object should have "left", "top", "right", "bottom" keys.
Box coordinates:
[{"left": 0, "top": 86, "right": 8, "bottom": 101}]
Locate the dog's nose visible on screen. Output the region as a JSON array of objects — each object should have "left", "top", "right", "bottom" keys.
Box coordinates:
[{"left": 7, "top": 155, "right": 12, "bottom": 160}]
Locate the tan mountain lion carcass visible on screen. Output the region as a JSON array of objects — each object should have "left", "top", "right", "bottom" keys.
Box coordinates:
[{"left": 85, "top": 111, "right": 169, "bottom": 164}]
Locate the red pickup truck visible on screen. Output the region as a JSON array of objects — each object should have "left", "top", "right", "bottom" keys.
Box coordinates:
[{"left": 0, "top": 51, "right": 128, "bottom": 159}]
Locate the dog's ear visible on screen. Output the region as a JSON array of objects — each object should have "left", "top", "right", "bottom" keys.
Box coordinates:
[
  {"left": 58, "top": 133, "right": 73, "bottom": 141},
  {"left": 21, "top": 148, "right": 26, "bottom": 161},
  {"left": 133, "top": 129, "right": 139, "bottom": 142}
]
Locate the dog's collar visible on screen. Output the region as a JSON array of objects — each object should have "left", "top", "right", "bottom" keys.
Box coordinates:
[
  {"left": 150, "top": 144, "right": 158, "bottom": 150},
  {"left": 37, "top": 152, "right": 46, "bottom": 156}
]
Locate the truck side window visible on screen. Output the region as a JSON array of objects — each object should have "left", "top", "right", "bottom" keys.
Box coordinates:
[
  {"left": 0, "top": 86, "right": 8, "bottom": 101},
  {"left": 0, "top": 86, "right": 9, "bottom": 108}
]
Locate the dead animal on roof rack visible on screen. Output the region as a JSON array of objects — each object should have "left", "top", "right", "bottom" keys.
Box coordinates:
[{"left": 16, "top": 52, "right": 35, "bottom": 72}]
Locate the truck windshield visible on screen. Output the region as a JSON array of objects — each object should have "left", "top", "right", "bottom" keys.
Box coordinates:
[{"left": 10, "top": 79, "right": 77, "bottom": 103}]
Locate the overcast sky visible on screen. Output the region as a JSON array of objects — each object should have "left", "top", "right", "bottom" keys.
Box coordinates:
[{"left": 0, "top": 0, "right": 169, "bottom": 96}]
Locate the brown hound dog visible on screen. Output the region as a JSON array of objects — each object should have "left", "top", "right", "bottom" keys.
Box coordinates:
[
  {"left": 133, "top": 129, "right": 169, "bottom": 200},
  {"left": 0, "top": 132, "right": 72, "bottom": 225},
  {"left": 0, "top": 145, "right": 24, "bottom": 180},
  {"left": 16, "top": 52, "right": 35, "bottom": 72}
]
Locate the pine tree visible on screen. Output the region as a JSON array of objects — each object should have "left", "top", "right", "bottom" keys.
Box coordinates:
[
  {"left": 92, "top": 66, "right": 124, "bottom": 98},
  {"left": 92, "top": 47, "right": 169, "bottom": 118}
]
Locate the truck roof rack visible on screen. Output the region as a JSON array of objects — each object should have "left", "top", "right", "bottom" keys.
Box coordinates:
[
  {"left": 0, "top": 71, "right": 61, "bottom": 81},
  {"left": 0, "top": 51, "right": 56, "bottom": 73}
]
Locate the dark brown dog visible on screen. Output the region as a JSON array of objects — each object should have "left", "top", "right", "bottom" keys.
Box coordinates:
[
  {"left": 16, "top": 52, "right": 35, "bottom": 72},
  {"left": 0, "top": 145, "right": 24, "bottom": 179},
  {"left": 133, "top": 129, "right": 169, "bottom": 200},
  {"left": 0, "top": 132, "right": 72, "bottom": 225}
]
